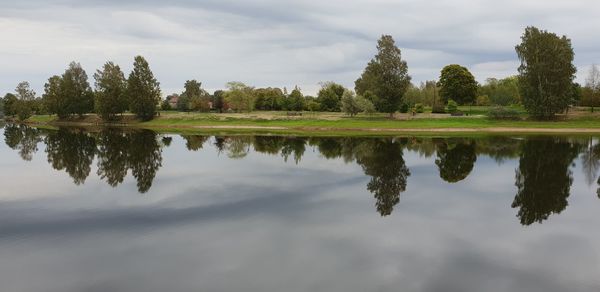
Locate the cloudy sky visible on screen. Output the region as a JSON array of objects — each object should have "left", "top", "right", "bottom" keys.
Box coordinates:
[{"left": 1, "top": 0, "right": 599, "bottom": 96}]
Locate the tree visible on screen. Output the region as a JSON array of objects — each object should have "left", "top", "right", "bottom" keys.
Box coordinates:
[
  {"left": 127, "top": 56, "right": 161, "bottom": 120},
  {"left": 287, "top": 87, "right": 304, "bottom": 111},
  {"left": 61, "top": 62, "right": 94, "bottom": 117},
  {"left": 13, "top": 81, "right": 35, "bottom": 121},
  {"left": 438, "top": 64, "right": 478, "bottom": 105},
  {"left": 317, "top": 82, "right": 345, "bottom": 111},
  {"left": 181, "top": 80, "right": 210, "bottom": 112},
  {"left": 478, "top": 77, "right": 520, "bottom": 106},
  {"left": 355, "top": 35, "right": 411, "bottom": 116},
  {"left": 515, "top": 26, "right": 576, "bottom": 119},
  {"left": 584, "top": 64, "right": 600, "bottom": 112},
  {"left": 356, "top": 95, "right": 376, "bottom": 114},
  {"left": 340, "top": 90, "right": 361, "bottom": 117},
  {"left": 94, "top": 61, "right": 128, "bottom": 120},
  {"left": 213, "top": 90, "right": 225, "bottom": 113},
  {"left": 43, "top": 75, "right": 66, "bottom": 118},
  {"left": 254, "top": 87, "right": 284, "bottom": 110},
  {"left": 3, "top": 93, "right": 18, "bottom": 117},
  {"left": 15, "top": 81, "right": 36, "bottom": 101},
  {"left": 224, "top": 82, "right": 255, "bottom": 112}
]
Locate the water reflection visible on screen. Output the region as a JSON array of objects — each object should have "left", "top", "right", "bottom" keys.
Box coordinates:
[
  {"left": 512, "top": 138, "right": 581, "bottom": 225},
  {"left": 4, "top": 125, "right": 600, "bottom": 224}
]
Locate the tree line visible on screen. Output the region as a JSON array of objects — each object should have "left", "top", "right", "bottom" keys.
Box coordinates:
[{"left": 1, "top": 26, "right": 597, "bottom": 120}]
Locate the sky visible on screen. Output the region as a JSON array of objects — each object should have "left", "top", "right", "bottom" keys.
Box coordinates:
[{"left": 1, "top": 0, "right": 599, "bottom": 96}]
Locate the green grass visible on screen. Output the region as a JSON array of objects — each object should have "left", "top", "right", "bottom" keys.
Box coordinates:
[{"left": 17, "top": 107, "right": 600, "bottom": 135}]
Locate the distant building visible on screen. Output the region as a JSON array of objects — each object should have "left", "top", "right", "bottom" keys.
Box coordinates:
[{"left": 166, "top": 94, "right": 179, "bottom": 109}]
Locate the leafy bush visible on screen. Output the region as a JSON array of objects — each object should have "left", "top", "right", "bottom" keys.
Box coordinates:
[
  {"left": 432, "top": 103, "right": 445, "bottom": 113},
  {"left": 399, "top": 103, "right": 409, "bottom": 113},
  {"left": 487, "top": 106, "right": 521, "bottom": 120},
  {"left": 414, "top": 103, "right": 424, "bottom": 113},
  {"left": 447, "top": 99, "right": 458, "bottom": 113},
  {"left": 356, "top": 95, "right": 376, "bottom": 114},
  {"left": 476, "top": 95, "right": 491, "bottom": 106}
]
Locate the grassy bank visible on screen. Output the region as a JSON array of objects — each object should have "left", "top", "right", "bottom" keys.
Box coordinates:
[{"left": 20, "top": 106, "right": 600, "bottom": 135}]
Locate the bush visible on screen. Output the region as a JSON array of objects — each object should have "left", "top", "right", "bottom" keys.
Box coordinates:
[
  {"left": 356, "top": 95, "right": 376, "bottom": 114},
  {"left": 487, "top": 106, "right": 521, "bottom": 120},
  {"left": 447, "top": 99, "right": 458, "bottom": 113},
  {"left": 414, "top": 103, "right": 424, "bottom": 113},
  {"left": 399, "top": 103, "right": 409, "bottom": 113},
  {"left": 432, "top": 103, "right": 445, "bottom": 113},
  {"left": 476, "top": 95, "right": 491, "bottom": 106}
]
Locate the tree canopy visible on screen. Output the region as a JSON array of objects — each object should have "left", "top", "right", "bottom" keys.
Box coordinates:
[
  {"left": 94, "top": 61, "right": 128, "bottom": 120},
  {"left": 438, "top": 64, "right": 478, "bottom": 105}
]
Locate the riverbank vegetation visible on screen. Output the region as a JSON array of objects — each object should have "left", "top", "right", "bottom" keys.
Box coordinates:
[{"left": 2, "top": 26, "right": 600, "bottom": 130}]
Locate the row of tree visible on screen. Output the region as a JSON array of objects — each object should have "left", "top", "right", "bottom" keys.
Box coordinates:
[
  {"left": 0, "top": 26, "right": 595, "bottom": 120},
  {"left": 2, "top": 56, "right": 161, "bottom": 121}
]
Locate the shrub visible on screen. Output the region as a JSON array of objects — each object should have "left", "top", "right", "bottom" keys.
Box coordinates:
[
  {"left": 476, "top": 95, "right": 491, "bottom": 106},
  {"left": 447, "top": 99, "right": 458, "bottom": 114},
  {"left": 356, "top": 95, "right": 376, "bottom": 114},
  {"left": 432, "top": 103, "right": 445, "bottom": 113},
  {"left": 414, "top": 103, "right": 424, "bottom": 113},
  {"left": 487, "top": 106, "right": 521, "bottom": 120},
  {"left": 399, "top": 103, "right": 409, "bottom": 113}
]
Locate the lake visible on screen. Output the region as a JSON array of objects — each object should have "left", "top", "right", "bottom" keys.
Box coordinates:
[{"left": 1, "top": 124, "right": 599, "bottom": 292}]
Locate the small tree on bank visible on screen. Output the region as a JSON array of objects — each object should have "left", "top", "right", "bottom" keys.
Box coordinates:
[
  {"left": 94, "top": 61, "right": 127, "bottom": 120},
  {"left": 515, "top": 26, "right": 576, "bottom": 119},
  {"left": 127, "top": 56, "right": 161, "bottom": 120},
  {"left": 224, "top": 82, "right": 254, "bottom": 112},
  {"left": 355, "top": 35, "right": 411, "bottom": 117},
  {"left": 341, "top": 90, "right": 361, "bottom": 117}
]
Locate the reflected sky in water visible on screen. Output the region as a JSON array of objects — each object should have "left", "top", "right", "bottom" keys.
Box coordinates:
[{"left": 0, "top": 125, "right": 599, "bottom": 292}]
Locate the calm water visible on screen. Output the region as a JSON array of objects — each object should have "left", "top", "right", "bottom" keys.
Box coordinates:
[{"left": 1, "top": 124, "right": 600, "bottom": 292}]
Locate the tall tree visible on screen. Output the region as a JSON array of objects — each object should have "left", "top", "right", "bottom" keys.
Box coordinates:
[
  {"left": 180, "top": 80, "right": 209, "bottom": 112},
  {"left": 14, "top": 81, "right": 36, "bottom": 121},
  {"left": 127, "top": 56, "right": 161, "bottom": 120},
  {"left": 43, "top": 75, "right": 66, "bottom": 118},
  {"left": 94, "top": 61, "right": 128, "bottom": 120},
  {"left": 213, "top": 90, "right": 225, "bottom": 113},
  {"left": 515, "top": 26, "right": 576, "bottom": 118},
  {"left": 61, "top": 62, "right": 94, "bottom": 117},
  {"left": 355, "top": 35, "right": 411, "bottom": 116},
  {"left": 287, "top": 87, "right": 305, "bottom": 111},
  {"left": 438, "top": 64, "right": 478, "bottom": 105},
  {"left": 584, "top": 64, "right": 600, "bottom": 112}
]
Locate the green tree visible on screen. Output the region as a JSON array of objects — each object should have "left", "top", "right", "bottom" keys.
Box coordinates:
[
  {"left": 94, "top": 61, "right": 128, "bottom": 120},
  {"left": 438, "top": 64, "right": 478, "bottom": 105},
  {"left": 340, "top": 90, "right": 361, "bottom": 117},
  {"left": 515, "top": 26, "right": 576, "bottom": 118},
  {"left": 13, "top": 81, "right": 36, "bottom": 121},
  {"left": 317, "top": 82, "right": 345, "bottom": 111},
  {"left": 287, "top": 87, "right": 305, "bottom": 111},
  {"left": 478, "top": 77, "right": 520, "bottom": 106},
  {"left": 61, "top": 62, "right": 94, "bottom": 117},
  {"left": 213, "top": 90, "right": 225, "bottom": 113},
  {"left": 355, "top": 35, "right": 411, "bottom": 116},
  {"left": 3, "top": 93, "right": 17, "bottom": 117},
  {"left": 224, "top": 82, "right": 255, "bottom": 112},
  {"left": 254, "top": 87, "right": 284, "bottom": 110},
  {"left": 42, "top": 75, "right": 66, "bottom": 118},
  {"left": 127, "top": 56, "right": 161, "bottom": 120},
  {"left": 182, "top": 80, "right": 210, "bottom": 112}
]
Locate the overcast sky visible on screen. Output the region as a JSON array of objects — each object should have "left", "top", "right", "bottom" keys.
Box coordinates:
[{"left": 1, "top": 0, "right": 599, "bottom": 96}]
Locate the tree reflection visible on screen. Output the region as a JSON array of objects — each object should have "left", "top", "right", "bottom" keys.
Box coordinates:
[
  {"left": 512, "top": 138, "right": 580, "bottom": 225},
  {"left": 182, "top": 135, "right": 209, "bottom": 151},
  {"left": 96, "top": 129, "right": 129, "bottom": 187},
  {"left": 128, "top": 130, "right": 163, "bottom": 193},
  {"left": 3, "top": 124, "right": 42, "bottom": 161},
  {"left": 435, "top": 139, "right": 477, "bottom": 183},
  {"left": 356, "top": 138, "right": 410, "bottom": 216},
  {"left": 45, "top": 128, "right": 96, "bottom": 185}
]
